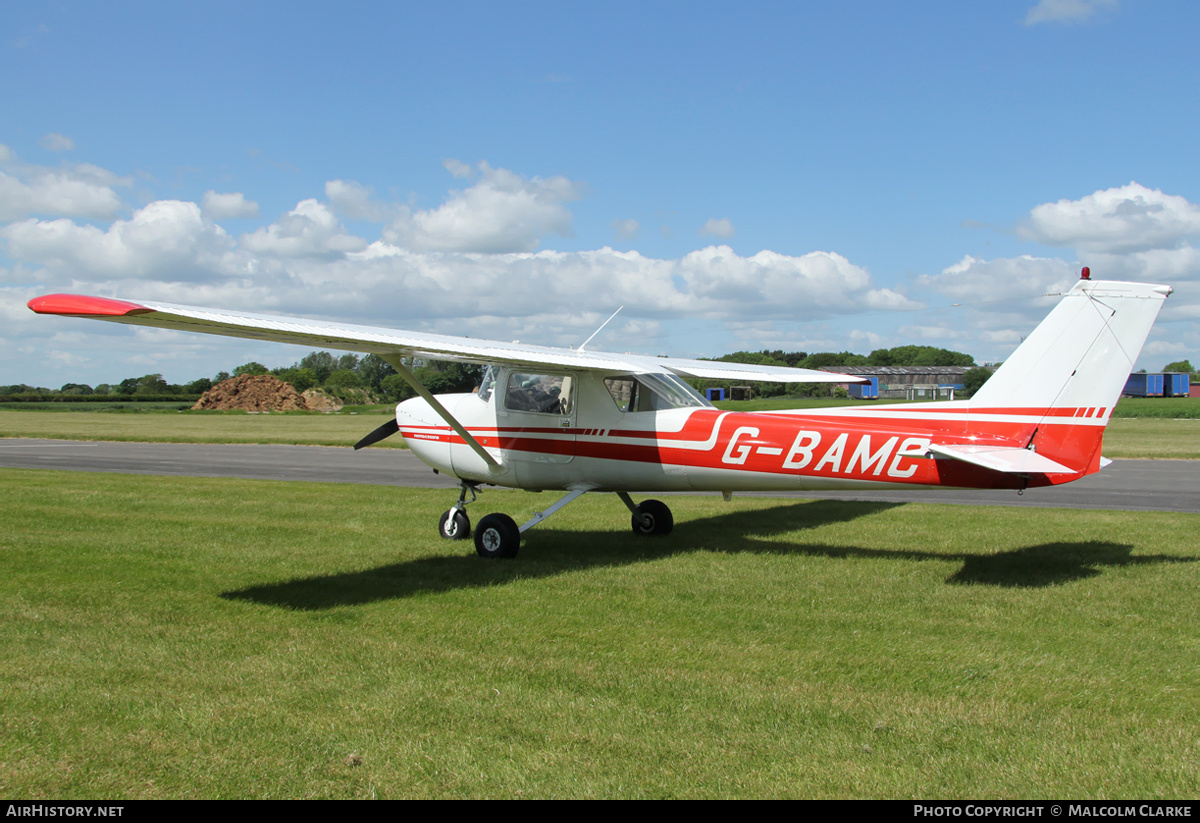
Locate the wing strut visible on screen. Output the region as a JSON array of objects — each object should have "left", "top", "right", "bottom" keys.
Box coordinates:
[{"left": 378, "top": 355, "right": 505, "bottom": 474}]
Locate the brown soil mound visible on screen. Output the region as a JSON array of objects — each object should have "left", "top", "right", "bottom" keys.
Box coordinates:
[
  {"left": 302, "top": 389, "right": 343, "bottom": 412},
  {"left": 191, "top": 374, "right": 310, "bottom": 412}
]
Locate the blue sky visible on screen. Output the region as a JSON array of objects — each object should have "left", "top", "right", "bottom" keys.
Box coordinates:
[{"left": 4, "top": 0, "right": 1199, "bottom": 386}]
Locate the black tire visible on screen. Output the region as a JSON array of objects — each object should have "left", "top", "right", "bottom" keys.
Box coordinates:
[
  {"left": 631, "top": 499, "right": 673, "bottom": 536},
  {"left": 474, "top": 513, "right": 521, "bottom": 559},
  {"left": 438, "top": 508, "right": 471, "bottom": 540}
]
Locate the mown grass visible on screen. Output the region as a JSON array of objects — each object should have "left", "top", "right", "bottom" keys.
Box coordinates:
[
  {"left": 0, "top": 409, "right": 405, "bottom": 448},
  {"left": 1102, "top": 418, "right": 1200, "bottom": 459},
  {"left": 2, "top": 468, "right": 1196, "bottom": 798},
  {"left": 714, "top": 395, "right": 1200, "bottom": 418},
  {"left": 1112, "top": 397, "right": 1200, "bottom": 419},
  {"left": 5, "top": 407, "right": 1200, "bottom": 458}
]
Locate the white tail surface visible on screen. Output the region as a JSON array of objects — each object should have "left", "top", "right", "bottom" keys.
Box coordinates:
[{"left": 970, "top": 279, "right": 1171, "bottom": 414}]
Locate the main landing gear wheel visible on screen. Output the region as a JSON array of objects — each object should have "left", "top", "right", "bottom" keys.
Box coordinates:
[
  {"left": 631, "top": 499, "right": 673, "bottom": 537},
  {"left": 438, "top": 509, "right": 471, "bottom": 540},
  {"left": 475, "top": 513, "right": 521, "bottom": 559}
]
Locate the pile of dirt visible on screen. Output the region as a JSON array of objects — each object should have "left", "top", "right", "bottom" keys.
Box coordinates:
[
  {"left": 191, "top": 374, "right": 310, "bottom": 412},
  {"left": 302, "top": 389, "right": 343, "bottom": 412}
]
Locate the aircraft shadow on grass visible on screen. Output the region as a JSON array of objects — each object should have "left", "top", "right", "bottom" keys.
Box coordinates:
[{"left": 222, "top": 499, "right": 1198, "bottom": 610}]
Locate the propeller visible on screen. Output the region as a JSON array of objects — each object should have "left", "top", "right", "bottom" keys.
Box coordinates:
[{"left": 353, "top": 418, "right": 400, "bottom": 450}]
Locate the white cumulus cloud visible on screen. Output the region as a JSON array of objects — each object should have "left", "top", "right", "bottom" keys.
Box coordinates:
[
  {"left": 3, "top": 200, "right": 241, "bottom": 282},
  {"left": 241, "top": 199, "right": 368, "bottom": 258},
  {"left": 383, "top": 161, "right": 584, "bottom": 253},
  {"left": 919, "top": 254, "right": 1079, "bottom": 301},
  {"left": 39, "top": 133, "right": 75, "bottom": 152},
  {"left": 325, "top": 179, "right": 384, "bottom": 221},
  {"left": 1017, "top": 182, "right": 1200, "bottom": 254},
  {"left": 201, "top": 191, "right": 260, "bottom": 220},
  {"left": 0, "top": 163, "right": 127, "bottom": 221},
  {"left": 611, "top": 218, "right": 639, "bottom": 239},
  {"left": 1024, "top": 0, "right": 1117, "bottom": 25},
  {"left": 7, "top": 156, "right": 944, "bottom": 384},
  {"left": 699, "top": 217, "right": 735, "bottom": 238}
]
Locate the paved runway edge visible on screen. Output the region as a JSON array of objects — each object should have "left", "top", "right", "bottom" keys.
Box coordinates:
[{"left": 2, "top": 439, "right": 1197, "bottom": 513}]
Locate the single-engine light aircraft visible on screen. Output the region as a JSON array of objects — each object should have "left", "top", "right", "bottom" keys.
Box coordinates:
[{"left": 29, "top": 269, "right": 1170, "bottom": 558}]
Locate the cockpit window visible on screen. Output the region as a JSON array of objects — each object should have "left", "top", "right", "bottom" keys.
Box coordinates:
[
  {"left": 477, "top": 365, "right": 498, "bottom": 402},
  {"left": 604, "top": 373, "right": 712, "bottom": 412},
  {"left": 505, "top": 372, "right": 574, "bottom": 415}
]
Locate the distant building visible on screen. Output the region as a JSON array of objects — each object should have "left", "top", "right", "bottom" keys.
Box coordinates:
[{"left": 819, "top": 366, "right": 970, "bottom": 400}]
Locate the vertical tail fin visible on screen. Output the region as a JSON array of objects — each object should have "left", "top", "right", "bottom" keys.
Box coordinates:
[{"left": 970, "top": 275, "right": 1171, "bottom": 473}]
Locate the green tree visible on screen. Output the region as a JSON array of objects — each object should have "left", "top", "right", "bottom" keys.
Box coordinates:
[
  {"left": 325, "top": 369, "right": 362, "bottom": 391},
  {"left": 381, "top": 373, "right": 415, "bottom": 402},
  {"left": 870, "top": 345, "right": 975, "bottom": 367},
  {"left": 118, "top": 374, "right": 169, "bottom": 395},
  {"left": 233, "top": 362, "right": 269, "bottom": 377},
  {"left": 1162, "top": 360, "right": 1195, "bottom": 375},
  {"left": 277, "top": 368, "right": 319, "bottom": 393},
  {"left": 357, "top": 354, "right": 396, "bottom": 392},
  {"left": 299, "top": 352, "right": 335, "bottom": 384},
  {"left": 412, "top": 361, "right": 484, "bottom": 394},
  {"left": 962, "top": 367, "right": 993, "bottom": 396}
]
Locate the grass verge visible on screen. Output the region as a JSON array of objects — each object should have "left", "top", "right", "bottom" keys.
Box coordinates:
[
  {"left": 5, "top": 408, "right": 1200, "bottom": 458},
  {"left": 2, "top": 469, "right": 1196, "bottom": 798},
  {"left": 0, "top": 409, "right": 405, "bottom": 448}
]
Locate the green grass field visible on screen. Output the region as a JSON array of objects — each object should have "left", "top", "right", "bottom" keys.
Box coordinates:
[
  {"left": 0, "top": 408, "right": 406, "bottom": 448},
  {"left": 3, "top": 405, "right": 1199, "bottom": 458},
  {"left": 2, "top": 469, "right": 1197, "bottom": 798}
]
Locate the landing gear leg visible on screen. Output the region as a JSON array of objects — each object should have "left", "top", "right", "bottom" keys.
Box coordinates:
[
  {"left": 438, "top": 481, "right": 477, "bottom": 540},
  {"left": 474, "top": 486, "right": 592, "bottom": 560}
]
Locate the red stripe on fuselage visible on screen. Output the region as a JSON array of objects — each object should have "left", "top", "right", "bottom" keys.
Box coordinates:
[{"left": 399, "top": 406, "right": 1097, "bottom": 489}]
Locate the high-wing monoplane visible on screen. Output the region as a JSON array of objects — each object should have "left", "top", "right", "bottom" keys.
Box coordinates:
[{"left": 29, "top": 269, "right": 1171, "bottom": 558}]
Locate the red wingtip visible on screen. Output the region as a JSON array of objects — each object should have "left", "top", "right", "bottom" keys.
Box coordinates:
[{"left": 27, "top": 294, "right": 152, "bottom": 317}]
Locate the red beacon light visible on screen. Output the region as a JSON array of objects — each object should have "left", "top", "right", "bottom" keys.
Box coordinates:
[{"left": 1081, "top": 266, "right": 1091, "bottom": 280}]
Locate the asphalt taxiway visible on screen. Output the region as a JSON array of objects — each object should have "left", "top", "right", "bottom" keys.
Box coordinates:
[{"left": 2, "top": 439, "right": 1197, "bottom": 513}]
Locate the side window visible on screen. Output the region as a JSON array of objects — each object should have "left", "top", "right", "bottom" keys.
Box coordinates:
[
  {"left": 605, "top": 373, "right": 713, "bottom": 412},
  {"left": 604, "top": 376, "right": 640, "bottom": 412},
  {"left": 505, "top": 372, "right": 573, "bottom": 415}
]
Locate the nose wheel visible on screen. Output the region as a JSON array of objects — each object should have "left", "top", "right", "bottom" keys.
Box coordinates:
[
  {"left": 438, "top": 481, "right": 478, "bottom": 541},
  {"left": 438, "top": 508, "right": 471, "bottom": 540}
]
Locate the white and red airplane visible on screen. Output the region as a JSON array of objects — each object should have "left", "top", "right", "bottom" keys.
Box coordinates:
[{"left": 29, "top": 269, "right": 1170, "bottom": 558}]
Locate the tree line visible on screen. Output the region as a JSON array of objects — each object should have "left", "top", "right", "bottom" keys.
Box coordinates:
[
  {"left": 2, "top": 352, "right": 484, "bottom": 403},
  {"left": 7, "top": 349, "right": 1195, "bottom": 403}
]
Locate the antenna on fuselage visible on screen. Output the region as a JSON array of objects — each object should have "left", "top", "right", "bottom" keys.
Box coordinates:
[{"left": 578, "top": 306, "right": 623, "bottom": 352}]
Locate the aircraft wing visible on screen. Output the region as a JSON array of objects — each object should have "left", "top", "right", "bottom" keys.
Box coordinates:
[{"left": 27, "top": 294, "right": 860, "bottom": 384}]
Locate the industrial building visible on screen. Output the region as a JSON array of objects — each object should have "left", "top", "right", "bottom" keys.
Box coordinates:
[{"left": 819, "top": 366, "right": 970, "bottom": 400}]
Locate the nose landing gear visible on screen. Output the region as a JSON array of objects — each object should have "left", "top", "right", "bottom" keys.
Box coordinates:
[{"left": 438, "top": 481, "right": 477, "bottom": 541}]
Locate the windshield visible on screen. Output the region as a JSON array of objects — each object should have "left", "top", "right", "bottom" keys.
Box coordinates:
[{"left": 477, "top": 365, "right": 498, "bottom": 402}]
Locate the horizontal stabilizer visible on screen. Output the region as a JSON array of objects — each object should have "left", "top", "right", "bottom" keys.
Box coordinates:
[{"left": 927, "top": 443, "right": 1076, "bottom": 475}]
